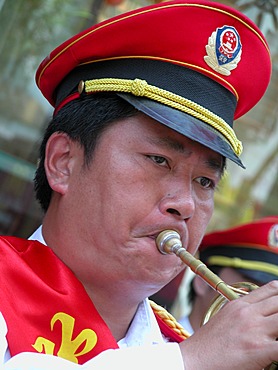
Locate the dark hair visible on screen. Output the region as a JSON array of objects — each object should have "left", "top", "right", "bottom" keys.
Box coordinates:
[{"left": 34, "top": 93, "right": 139, "bottom": 212}]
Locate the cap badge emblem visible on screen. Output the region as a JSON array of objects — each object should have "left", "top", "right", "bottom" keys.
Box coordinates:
[
  {"left": 268, "top": 224, "right": 278, "bottom": 249},
  {"left": 204, "top": 25, "right": 242, "bottom": 76}
]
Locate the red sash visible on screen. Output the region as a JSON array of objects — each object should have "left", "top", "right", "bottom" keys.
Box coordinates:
[{"left": 0, "top": 236, "right": 183, "bottom": 364}]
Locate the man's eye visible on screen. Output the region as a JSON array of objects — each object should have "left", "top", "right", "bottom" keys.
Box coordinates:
[
  {"left": 196, "top": 177, "right": 215, "bottom": 189},
  {"left": 148, "top": 155, "right": 168, "bottom": 166}
]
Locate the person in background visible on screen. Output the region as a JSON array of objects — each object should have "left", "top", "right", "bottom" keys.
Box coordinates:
[
  {"left": 180, "top": 216, "right": 278, "bottom": 334},
  {"left": 0, "top": 1, "right": 277, "bottom": 369}
]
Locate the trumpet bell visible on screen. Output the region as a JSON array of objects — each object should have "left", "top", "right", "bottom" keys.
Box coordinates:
[{"left": 201, "top": 282, "right": 258, "bottom": 325}]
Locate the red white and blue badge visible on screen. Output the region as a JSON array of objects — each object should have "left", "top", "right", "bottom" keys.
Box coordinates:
[
  {"left": 204, "top": 25, "right": 242, "bottom": 76},
  {"left": 269, "top": 224, "right": 278, "bottom": 249}
]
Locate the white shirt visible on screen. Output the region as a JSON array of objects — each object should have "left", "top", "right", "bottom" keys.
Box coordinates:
[{"left": 0, "top": 227, "right": 184, "bottom": 369}]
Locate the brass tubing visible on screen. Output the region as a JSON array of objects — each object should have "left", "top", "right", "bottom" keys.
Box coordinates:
[{"left": 156, "top": 230, "right": 239, "bottom": 301}]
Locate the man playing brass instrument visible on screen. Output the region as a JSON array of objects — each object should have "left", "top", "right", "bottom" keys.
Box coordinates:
[{"left": 0, "top": 0, "right": 277, "bottom": 369}]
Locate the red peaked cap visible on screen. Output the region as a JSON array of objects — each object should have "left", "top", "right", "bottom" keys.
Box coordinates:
[
  {"left": 36, "top": 0, "right": 272, "bottom": 168},
  {"left": 199, "top": 216, "right": 278, "bottom": 283}
]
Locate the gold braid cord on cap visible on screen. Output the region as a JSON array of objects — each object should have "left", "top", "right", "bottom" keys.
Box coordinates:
[
  {"left": 81, "top": 78, "right": 243, "bottom": 156},
  {"left": 149, "top": 300, "right": 191, "bottom": 340}
]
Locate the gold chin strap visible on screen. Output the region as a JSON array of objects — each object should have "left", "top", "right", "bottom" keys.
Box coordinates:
[{"left": 79, "top": 78, "right": 243, "bottom": 157}]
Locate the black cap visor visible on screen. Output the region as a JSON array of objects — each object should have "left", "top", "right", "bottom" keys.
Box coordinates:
[{"left": 118, "top": 93, "right": 245, "bottom": 168}]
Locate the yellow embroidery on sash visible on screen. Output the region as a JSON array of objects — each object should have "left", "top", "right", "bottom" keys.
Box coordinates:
[{"left": 32, "top": 312, "right": 97, "bottom": 364}]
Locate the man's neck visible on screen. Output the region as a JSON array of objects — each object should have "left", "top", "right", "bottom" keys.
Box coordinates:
[{"left": 83, "top": 282, "right": 142, "bottom": 341}]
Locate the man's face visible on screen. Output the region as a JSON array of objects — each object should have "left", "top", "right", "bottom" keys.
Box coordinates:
[{"left": 55, "top": 113, "right": 223, "bottom": 297}]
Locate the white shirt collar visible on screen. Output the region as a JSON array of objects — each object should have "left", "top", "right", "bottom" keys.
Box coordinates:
[
  {"left": 118, "top": 298, "right": 166, "bottom": 347},
  {"left": 29, "top": 225, "right": 45, "bottom": 244}
]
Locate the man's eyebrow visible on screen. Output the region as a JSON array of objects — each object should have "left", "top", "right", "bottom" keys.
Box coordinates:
[
  {"left": 148, "top": 137, "right": 192, "bottom": 156},
  {"left": 148, "top": 136, "right": 225, "bottom": 175},
  {"left": 205, "top": 156, "right": 226, "bottom": 176}
]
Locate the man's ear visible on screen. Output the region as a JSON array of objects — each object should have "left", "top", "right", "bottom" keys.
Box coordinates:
[{"left": 44, "top": 132, "right": 74, "bottom": 195}]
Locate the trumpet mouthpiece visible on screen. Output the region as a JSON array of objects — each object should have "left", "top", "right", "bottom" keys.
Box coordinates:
[{"left": 156, "top": 230, "right": 182, "bottom": 255}]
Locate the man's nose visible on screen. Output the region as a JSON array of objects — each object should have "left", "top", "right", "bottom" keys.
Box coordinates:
[{"left": 159, "top": 189, "right": 195, "bottom": 221}]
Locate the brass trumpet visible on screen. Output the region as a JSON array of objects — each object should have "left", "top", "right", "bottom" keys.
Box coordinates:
[{"left": 156, "top": 230, "right": 278, "bottom": 370}]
